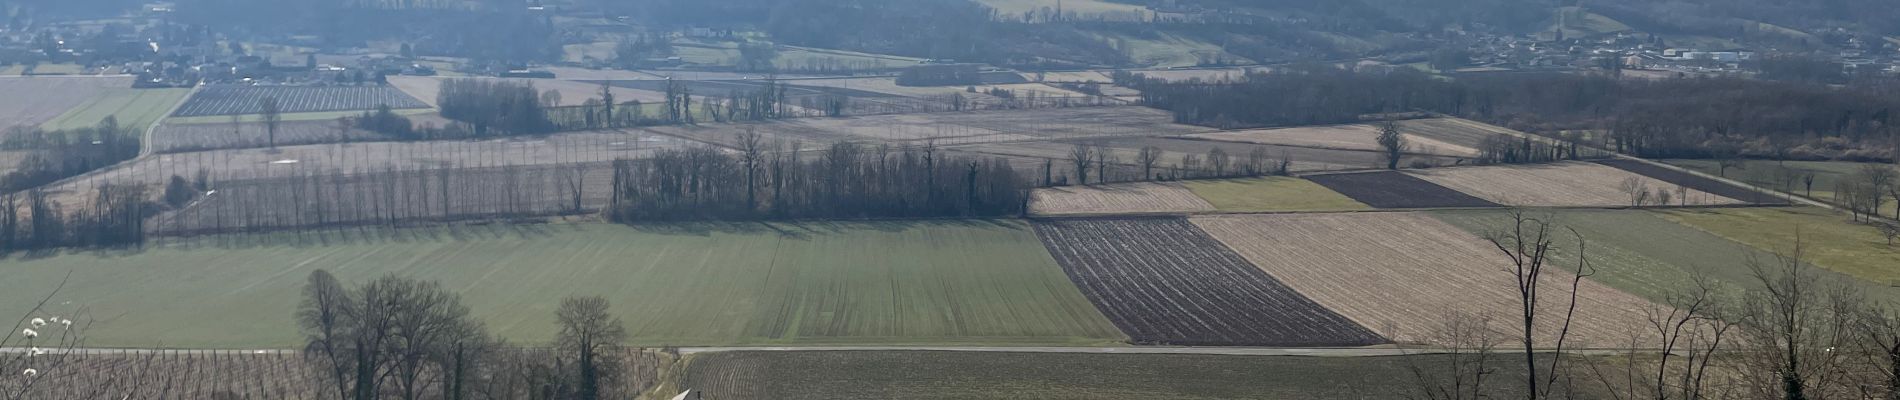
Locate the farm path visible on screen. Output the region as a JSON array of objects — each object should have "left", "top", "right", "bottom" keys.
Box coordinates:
[{"left": 139, "top": 84, "right": 201, "bottom": 158}]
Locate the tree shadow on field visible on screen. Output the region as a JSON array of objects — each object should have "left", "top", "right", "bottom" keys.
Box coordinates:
[{"left": 619, "top": 218, "right": 1024, "bottom": 240}]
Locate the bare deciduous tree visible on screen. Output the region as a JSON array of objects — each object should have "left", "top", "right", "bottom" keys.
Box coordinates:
[
  {"left": 1486, "top": 211, "right": 1592, "bottom": 399},
  {"left": 1135, "top": 146, "right": 1163, "bottom": 181},
  {"left": 557, "top": 296, "right": 628, "bottom": 400},
  {"left": 1736, "top": 237, "right": 1862, "bottom": 400},
  {"left": 1379, "top": 120, "right": 1409, "bottom": 170}
]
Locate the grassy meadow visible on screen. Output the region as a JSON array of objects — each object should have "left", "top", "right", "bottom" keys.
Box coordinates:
[
  {"left": 0, "top": 221, "right": 1124, "bottom": 348},
  {"left": 1658, "top": 207, "right": 1900, "bottom": 286}
]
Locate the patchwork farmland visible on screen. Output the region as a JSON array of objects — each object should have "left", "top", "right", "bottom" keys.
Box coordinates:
[
  {"left": 172, "top": 85, "right": 430, "bottom": 117},
  {"left": 1191, "top": 213, "right": 1658, "bottom": 347},
  {"left": 1405, "top": 161, "right": 1744, "bottom": 207},
  {"left": 1034, "top": 218, "right": 1386, "bottom": 346},
  {"left": 1306, "top": 171, "right": 1499, "bottom": 208}
]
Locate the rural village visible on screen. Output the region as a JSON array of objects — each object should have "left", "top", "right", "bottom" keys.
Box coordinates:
[{"left": 4, "top": 0, "right": 1900, "bottom": 399}]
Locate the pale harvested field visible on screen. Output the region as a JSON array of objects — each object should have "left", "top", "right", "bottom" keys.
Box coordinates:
[
  {"left": 0, "top": 76, "right": 129, "bottom": 131},
  {"left": 1029, "top": 182, "right": 1215, "bottom": 215},
  {"left": 1406, "top": 162, "right": 1744, "bottom": 207},
  {"left": 1191, "top": 213, "right": 1659, "bottom": 348},
  {"left": 1189, "top": 123, "right": 1482, "bottom": 157},
  {"left": 387, "top": 76, "right": 668, "bottom": 108}
]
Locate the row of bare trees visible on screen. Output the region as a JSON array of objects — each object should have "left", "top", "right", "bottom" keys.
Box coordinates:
[
  {"left": 1407, "top": 211, "right": 1900, "bottom": 400},
  {"left": 297, "top": 270, "right": 635, "bottom": 400},
  {"left": 1055, "top": 141, "right": 1293, "bottom": 186},
  {"left": 607, "top": 132, "right": 1031, "bottom": 221}
]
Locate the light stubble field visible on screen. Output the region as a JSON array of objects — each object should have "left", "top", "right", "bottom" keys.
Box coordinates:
[
  {"left": 1029, "top": 182, "right": 1214, "bottom": 216},
  {"left": 0, "top": 221, "right": 1125, "bottom": 348},
  {"left": 1191, "top": 213, "right": 1659, "bottom": 347},
  {"left": 1407, "top": 162, "right": 1744, "bottom": 207}
]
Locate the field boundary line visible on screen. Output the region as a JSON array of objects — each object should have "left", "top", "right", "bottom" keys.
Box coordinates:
[
  {"left": 1026, "top": 201, "right": 1784, "bottom": 219},
  {"left": 1610, "top": 155, "right": 1836, "bottom": 211}
]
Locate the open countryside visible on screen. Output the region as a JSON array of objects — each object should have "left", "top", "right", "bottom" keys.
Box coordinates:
[{"left": 4, "top": 0, "right": 1900, "bottom": 398}]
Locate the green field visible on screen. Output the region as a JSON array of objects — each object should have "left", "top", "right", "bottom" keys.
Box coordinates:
[
  {"left": 1093, "top": 32, "right": 1247, "bottom": 68},
  {"left": 39, "top": 88, "right": 192, "bottom": 132},
  {"left": 1663, "top": 159, "right": 1894, "bottom": 216},
  {"left": 1549, "top": 6, "right": 1632, "bottom": 38},
  {"left": 1429, "top": 209, "right": 1900, "bottom": 304},
  {"left": 1182, "top": 177, "right": 1370, "bottom": 212},
  {"left": 677, "top": 351, "right": 1583, "bottom": 400},
  {"left": 0, "top": 222, "right": 1123, "bottom": 348},
  {"left": 1658, "top": 207, "right": 1900, "bottom": 286}
]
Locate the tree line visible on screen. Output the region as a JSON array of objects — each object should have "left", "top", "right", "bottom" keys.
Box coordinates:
[
  {"left": 295, "top": 269, "right": 643, "bottom": 399},
  {"left": 1128, "top": 65, "right": 1900, "bottom": 162},
  {"left": 607, "top": 133, "right": 1029, "bottom": 221},
  {"left": 0, "top": 118, "right": 142, "bottom": 193}
]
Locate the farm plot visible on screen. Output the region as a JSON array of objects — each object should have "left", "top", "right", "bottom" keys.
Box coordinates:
[
  {"left": 676, "top": 351, "right": 1595, "bottom": 400},
  {"left": 1659, "top": 207, "right": 1900, "bottom": 285},
  {"left": 1598, "top": 159, "right": 1787, "bottom": 205},
  {"left": 1428, "top": 209, "right": 1900, "bottom": 305},
  {"left": 38, "top": 87, "right": 192, "bottom": 131},
  {"left": 149, "top": 118, "right": 388, "bottom": 153},
  {"left": 0, "top": 76, "right": 130, "bottom": 131},
  {"left": 1034, "top": 218, "right": 1386, "bottom": 346},
  {"left": 0, "top": 221, "right": 1122, "bottom": 348},
  {"left": 1406, "top": 162, "right": 1745, "bottom": 207},
  {"left": 172, "top": 85, "right": 430, "bottom": 117},
  {"left": 1029, "top": 182, "right": 1214, "bottom": 216},
  {"left": 1191, "top": 213, "right": 1659, "bottom": 347},
  {"left": 1186, "top": 120, "right": 1484, "bottom": 157},
  {"left": 1305, "top": 171, "right": 1500, "bottom": 208},
  {"left": 1181, "top": 177, "right": 1371, "bottom": 212}
]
